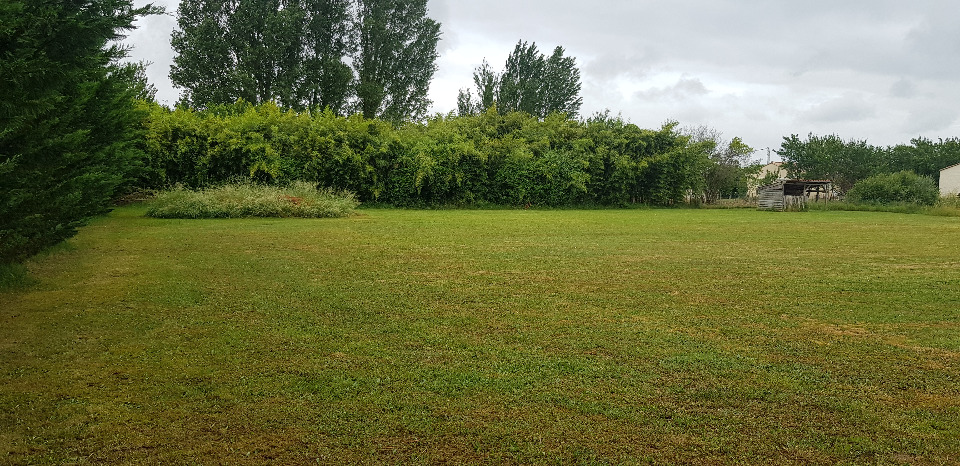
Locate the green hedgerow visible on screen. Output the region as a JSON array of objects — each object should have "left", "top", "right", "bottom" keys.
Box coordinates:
[
  {"left": 145, "top": 181, "right": 359, "bottom": 219},
  {"left": 846, "top": 171, "right": 940, "bottom": 206}
]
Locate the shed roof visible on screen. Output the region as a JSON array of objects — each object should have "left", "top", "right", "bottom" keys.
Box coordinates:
[
  {"left": 942, "top": 162, "right": 960, "bottom": 171},
  {"left": 758, "top": 179, "right": 832, "bottom": 191}
]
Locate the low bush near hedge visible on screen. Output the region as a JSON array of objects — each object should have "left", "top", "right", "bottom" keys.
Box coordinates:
[
  {"left": 145, "top": 181, "right": 358, "bottom": 219},
  {"left": 846, "top": 171, "right": 939, "bottom": 206}
]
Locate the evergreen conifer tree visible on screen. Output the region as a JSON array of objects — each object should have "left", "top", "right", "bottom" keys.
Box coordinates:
[{"left": 0, "top": 0, "right": 161, "bottom": 263}]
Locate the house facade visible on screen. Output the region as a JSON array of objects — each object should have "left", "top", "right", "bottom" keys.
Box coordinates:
[
  {"left": 941, "top": 163, "right": 960, "bottom": 197},
  {"left": 747, "top": 162, "right": 789, "bottom": 197}
]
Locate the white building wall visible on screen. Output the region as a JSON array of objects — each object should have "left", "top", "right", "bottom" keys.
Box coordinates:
[
  {"left": 941, "top": 164, "right": 960, "bottom": 196},
  {"left": 747, "top": 162, "right": 789, "bottom": 197}
]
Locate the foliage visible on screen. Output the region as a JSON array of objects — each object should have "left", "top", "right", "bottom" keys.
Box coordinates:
[
  {"left": 170, "top": 0, "right": 439, "bottom": 121},
  {"left": 685, "top": 126, "right": 756, "bottom": 202},
  {"left": 140, "top": 103, "right": 712, "bottom": 207},
  {"left": 778, "top": 134, "right": 880, "bottom": 192},
  {"left": 355, "top": 0, "right": 440, "bottom": 122},
  {"left": 146, "top": 181, "right": 358, "bottom": 218},
  {"left": 460, "top": 41, "right": 582, "bottom": 119},
  {"left": 846, "top": 171, "right": 940, "bottom": 206},
  {"left": 0, "top": 0, "right": 161, "bottom": 264},
  {"left": 777, "top": 134, "right": 960, "bottom": 193},
  {"left": 886, "top": 137, "right": 960, "bottom": 183},
  {"left": 458, "top": 60, "right": 498, "bottom": 117},
  {"left": 540, "top": 46, "right": 583, "bottom": 118},
  {"left": 171, "top": 0, "right": 354, "bottom": 111}
]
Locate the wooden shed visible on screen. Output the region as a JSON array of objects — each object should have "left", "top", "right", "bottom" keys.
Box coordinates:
[{"left": 757, "top": 180, "right": 833, "bottom": 211}]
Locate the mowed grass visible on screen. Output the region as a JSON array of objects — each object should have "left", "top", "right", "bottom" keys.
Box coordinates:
[{"left": 1, "top": 207, "right": 959, "bottom": 465}]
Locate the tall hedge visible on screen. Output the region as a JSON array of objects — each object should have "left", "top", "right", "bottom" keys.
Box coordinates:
[
  {"left": 0, "top": 0, "right": 160, "bottom": 264},
  {"left": 141, "top": 103, "right": 712, "bottom": 207}
]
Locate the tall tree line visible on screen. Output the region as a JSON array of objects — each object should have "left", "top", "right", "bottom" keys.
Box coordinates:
[
  {"left": 778, "top": 134, "right": 960, "bottom": 193},
  {"left": 170, "top": 0, "right": 440, "bottom": 122}
]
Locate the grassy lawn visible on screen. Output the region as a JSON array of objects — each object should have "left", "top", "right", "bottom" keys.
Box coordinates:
[{"left": 2, "top": 207, "right": 959, "bottom": 464}]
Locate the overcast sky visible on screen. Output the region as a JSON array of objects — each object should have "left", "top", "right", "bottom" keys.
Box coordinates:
[{"left": 124, "top": 0, "right": 960, "bottom": 160}]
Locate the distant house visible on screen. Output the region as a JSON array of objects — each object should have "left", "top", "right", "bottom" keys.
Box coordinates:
[
  {"left": 747, "top": 162, "right": 789, "bottom": 197},
  {"left": 941, "top": 163, "right": 960, "bottom": 197}
]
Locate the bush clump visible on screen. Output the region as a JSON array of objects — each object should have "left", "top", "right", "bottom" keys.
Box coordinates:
[
  {"left": 846, "top": 171, "right": 940, "bottom": 206},
  {"left": 146, "top": 181, "right": 359, "bottom": 219}
]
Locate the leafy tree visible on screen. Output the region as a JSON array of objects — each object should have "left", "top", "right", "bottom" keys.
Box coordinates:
[
  {"left": 171, "top": 0, "right": 355, "bottom": 112},
  {"left": 701, "top": 137, "right": 754, "bottom": 201},
  {"left": 128, "top": 61, "right": 159, "bottom": 102},
  {"left": 297, "top": 0, "right": 355, "bottom": 112},
  {"left": 170, "top": 0, "right": 248, "bottom": 107},
  {"left": 498, "top": 41, "right": 546, "bottom": 116},
  {"left": 778, "top": 134, "right": 882, "bottom": 192},
  {"left": 460, "top": 41, "right": 582, "bottom": 119},
  {"left": 777, "top": 133, "right": 960, "bottom": 195},
  {"left": 457, "top": 60, "right": 497, "bottom": 116},
  {"left": 473, "top": 60, "right": 499, "bottom": 112},
  {"left": 684, "top": 126, "right": 755, "bottom": 202},
  {"left": 354, "top": 0, "right": 441, "bottom": 122},
  {"left": 539, "top": 46, "right": 582, "bottom": 117},
  {"left": 887, "top": 137, "right": 960, "bottom": 182},
  {"left": 456, "top": 88, "right": 476, "bottom": 117},
  {"left": 172, "top": 0, "right": 439, "bottom": 120},
  {"left": 0, "top": 0, "right": 160, "bottom": 263}
]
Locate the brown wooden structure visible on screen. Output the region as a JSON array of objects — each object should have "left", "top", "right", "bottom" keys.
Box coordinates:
[{"left": 757, "top": 179, "right": 833, "bottom": 211}]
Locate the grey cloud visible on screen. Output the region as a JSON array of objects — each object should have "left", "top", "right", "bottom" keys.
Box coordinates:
[
  {"left": 635, "top": 78, "right": 709, "bottom": 101},
  {"left": 428, "top": 1, "right": 458, "bottom": 53},
  {"left": 903, "top": 106, "right": 959, "bottom": 134},
  {"left": 582, "top": 52, "right": 660, "bottom": 81},
  {"left": 890, "top": 79, "right": 918, "bottom": 99},
  {"left": 803, "top": 94, "right": 876, "bottom": 123},
  {"left": 124, "top": 1, "right": 180, "bottom": 104}
]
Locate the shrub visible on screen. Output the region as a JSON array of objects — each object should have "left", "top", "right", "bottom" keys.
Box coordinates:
[
  {"left": 145, "top": 181, "right": 359, "bottom": 219},
  {"left": 846, "top": 171, "right": 940, "bottom": 206}
]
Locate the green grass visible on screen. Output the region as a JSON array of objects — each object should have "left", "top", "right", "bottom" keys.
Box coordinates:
[
  {"left": 0, "top": 263, "right": 33, "bottom": 291},
  {"left": 807, "top": 198, "right": 960, "bottom": 217},
  {"left": 145, "top": 181, "right": 359, "bottom": 218},
  {"left": 2, "top": 207, "right": 959, "bottom": 464}
]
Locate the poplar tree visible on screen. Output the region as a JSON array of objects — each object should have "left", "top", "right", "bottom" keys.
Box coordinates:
[
  {"left": 354, "top": 0, "right": 440, "bottom": 122},
  {"left": 540, "top": 46, "right": 582, "bottom": 118},
  {"left": 460, "top": 41, "right": 582, "bottom": 119},
  {"left": 171, "top": 0, "right": 355, "bottom": 112},
  {"left": 498, "top": 41, "right": 545, "bottom": 116},
  {"left": 171, "top": 0, "right": 440, "bottom": 120},
  {"left": 457, "top": 60, "right": 497, "bottom": 116},
  {"left": 300, "top": 0, "right": 355, "bottom": 113}
]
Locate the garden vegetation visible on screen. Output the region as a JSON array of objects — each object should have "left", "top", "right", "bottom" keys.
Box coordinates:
[
  {"left": 140, "top": 101, "right": 714, "bottom": 208},
  {"left": 846, "top": 170, "right": 940, "bottom": 206},
  {"left": 145, "top": 181, "right": 358, "bottom": 218}
]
